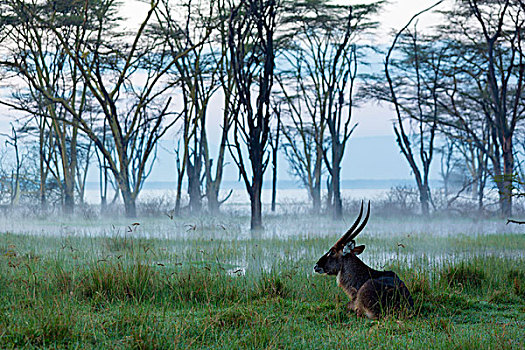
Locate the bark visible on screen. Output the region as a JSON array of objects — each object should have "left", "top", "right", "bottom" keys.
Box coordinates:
[
  {"left": 331, "top": 145, "right": 343, "bottom": 219},
  {"left": 122, "top": 189, "right": 137, "bottom": 218},
  {"left": 204, "top": 110, "right": 231, "bottom": 215},
  {"left": 312, "top": 144, "right": 323, "bottom": 213},
  {"left": 206, "top": 181, "right": 220, "bottom": 214},
  {"left": 500, "top": 141, "right": 514, "bottom": 216},
  {"left": 271, "top": 114, "right": 280, "bottom": 212},
  {"left": 187, "top": 158, "right": 202, "bottom": 213},
  {"left": 250, "top": 180, "right": 263, "bottom": 230}
]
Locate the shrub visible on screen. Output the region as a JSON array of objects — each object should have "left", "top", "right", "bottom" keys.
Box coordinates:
[
  {"left": 255, "top": 272, "right": 290, "bottom": 299},
  {"left": 78, "top": 260, "right": 163, "bottom": 303}
]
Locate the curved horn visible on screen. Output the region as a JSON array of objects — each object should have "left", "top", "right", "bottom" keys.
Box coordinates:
[
  {"left": 347, "top": 201, "right": 370, "bottom": 242},
  {"left": 334, "top": 201, "right": 364, "bottom": 248}
]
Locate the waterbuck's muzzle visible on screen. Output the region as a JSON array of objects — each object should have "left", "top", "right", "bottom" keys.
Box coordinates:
[{"left": 314, "top": 264, "right": 324, "bottom": 274}]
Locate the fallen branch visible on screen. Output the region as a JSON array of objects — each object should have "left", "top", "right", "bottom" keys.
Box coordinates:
[{"left": 506, "top": 219, "right": 525, "bottom": 225}]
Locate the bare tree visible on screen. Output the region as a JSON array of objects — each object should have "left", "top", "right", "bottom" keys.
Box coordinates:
[
  {"left": 175, "top": 1, "right": 218, "bottom": 214},
  {"left": 383, "top": 31, "right": 444, "bottom": 216},
  {"left": 9, "top": 93, "right": 55, "bottom": 210},
  {"left": 375, "top": 1, "right": 445, "bottom": 216},
  {"left": 228, "top": 0, "right": 277, "bottom": 229}
]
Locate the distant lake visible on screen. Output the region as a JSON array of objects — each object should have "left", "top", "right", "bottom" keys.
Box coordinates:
[{"left": 84, "top": 187, "right": 391, "bottom": 207}]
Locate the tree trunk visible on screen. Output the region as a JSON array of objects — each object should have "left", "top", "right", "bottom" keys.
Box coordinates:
[
  {"left": 175, "top": 170, "right": 184, "bottom": 216},
  {"left": 326, "top": 177, "right": 333, "bottom": 212},
  {"left": 39, "top": 167, "right": 47, "bottom": 211},
  {"left": 478, "top": 178, "right": 485, "bottom": 212},
  {"left": 63, "top": 186, "right": 75, "bottom": 215},
  {"left": 250, "top": 183, "right": 263, "bottom": 230},
  {"left": 40, "top": 191, "right": 47, "bottom": 211},
  {"left": 332, "top": 145, "right": 343, "bottom": 220},
  {"left": 99, "top": 155, "right": 108, "bottom": 213},
  {"left": 312, "top": 182, "right": 321, "bottom": 214},
  {"left": 174, "top": 144, "right": 187, "bottom": 216},
  {"left": 271, "top": 115, "right": 280, "bottom": 213},
  {"left": 491, "top": 134, "right": 514, "bottom": 217},
  {"left": 187, "top": 160, "right": 202, "bottom": 214},
  {"left": 312, "top": 145, "right": 323, "bottom": 214},
  {"left": 122, "top": 189, "right": 137, "bottom": 218},
  {"left": 39, "top": 130, "right": 47, "bottom": 211},
  {"left": 117, "top": 167, "right": 137, "bottom": 218},
  {"left": 419, "top": 185, "right": 430, "bottom": 217},
  {"left": 207, "top": 182, "right": 220, "bottom": 215},
  {"left": 500, "top": 145, "right": 514, "bottom": 217},
  {"left": 271, "top": 146, "right": 278, "bottom": 213},
  {"left": 101, "top": 196, "right": 107, "bottom": 212},
  {"left": 332, "top": 166, "right": 342, "bottom": 220}
]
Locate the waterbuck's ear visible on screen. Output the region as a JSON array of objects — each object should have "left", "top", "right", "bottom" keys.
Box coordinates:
[
  {"left": 353, "top": 245, "right": 365, "bottom": 255},
  {"left": 342, "top": 241, "right": 355, "bottom": 255}
]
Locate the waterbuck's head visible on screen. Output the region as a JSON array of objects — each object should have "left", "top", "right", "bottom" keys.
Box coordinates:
[{"left": 314, "top": 201, "right": 370, "bottom": 275}]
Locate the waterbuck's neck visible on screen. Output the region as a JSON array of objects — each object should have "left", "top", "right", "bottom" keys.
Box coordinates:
[{"left": 338, "top": 254, "right": 379, "bottom": 292}]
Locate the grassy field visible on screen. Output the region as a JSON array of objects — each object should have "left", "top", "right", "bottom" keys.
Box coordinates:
[{"left": 0, "top": 214, "right": 524, "bottom": 349}]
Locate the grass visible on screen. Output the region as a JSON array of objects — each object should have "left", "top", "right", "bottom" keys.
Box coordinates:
[{"left": 0, "top": 216, "right": 524, "bottom": 349}]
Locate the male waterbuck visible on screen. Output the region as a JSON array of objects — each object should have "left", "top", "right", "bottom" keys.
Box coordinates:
[{"left": 314, "top": 202, "right": 413, "bottom": 319}]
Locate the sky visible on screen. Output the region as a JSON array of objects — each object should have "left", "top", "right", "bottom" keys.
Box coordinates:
[{"left": 0, "top": 0, "right": 448, "bottom": 184}]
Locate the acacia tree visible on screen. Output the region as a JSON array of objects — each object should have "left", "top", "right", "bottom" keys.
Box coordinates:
[
  {"left": 203, "top": 0, "right": 237, "bottom": 214},
  {"left": 0, "top": 0, "right": 99, "bottom": 214},
  {"left": 172, "top": 0, "right": 219, "bottom": 214},
  {"left": 157, "top": 0, "right": 233, "bottom": 215},
  {"left": 228, "top": 0, "right": 277, "bottom": 229},
  {"left": 438, "top": 105, "right": 493, "bottom": 211},
  {"left": 436, "top": 0, "right": 525, "bottom": 216},
  {"left": 7, "top": 92, "right": 55, "bottom": 210},
  {"left": 277, "top": 46, "right": 326, "bottom": 213},
  {"left": 278, "top": 1, "right": 380, "bottom": 218},
  {"left": 1, "top": 0, "right": 201, "bottom": 217}
]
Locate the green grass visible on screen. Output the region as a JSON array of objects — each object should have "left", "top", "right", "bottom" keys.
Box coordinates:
[{"left": 0, "top": 217, "right": 524, "bottom": 349}]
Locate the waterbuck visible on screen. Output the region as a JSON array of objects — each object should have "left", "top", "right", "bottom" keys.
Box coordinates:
[{"left": 314, "top": 202, "right": 414, "bottom": 319}]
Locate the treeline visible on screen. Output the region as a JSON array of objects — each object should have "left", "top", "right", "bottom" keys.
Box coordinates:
[{"left": 0, "top": 0, "right": 523, "bottom": 228}]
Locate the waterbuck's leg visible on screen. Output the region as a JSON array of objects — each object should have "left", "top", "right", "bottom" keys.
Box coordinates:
[{"left": 354, "top": 279, "right": 397, "bottom": 320}]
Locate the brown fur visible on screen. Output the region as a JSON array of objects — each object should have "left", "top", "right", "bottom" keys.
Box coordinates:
[
  {"left": 316, "top": 248, "right": 414, "bottom": 319},
  {"left": 314, "top": 203, "right": 413, "bottom": 319}
]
